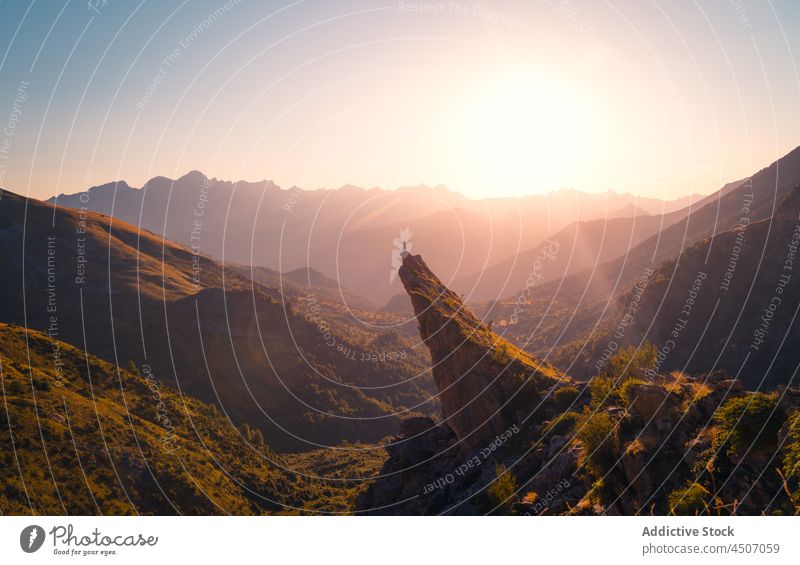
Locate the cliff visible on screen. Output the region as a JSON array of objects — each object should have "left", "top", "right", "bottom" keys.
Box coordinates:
[{"left": 398, "top": 253, "right": 567, "bottom": 451}]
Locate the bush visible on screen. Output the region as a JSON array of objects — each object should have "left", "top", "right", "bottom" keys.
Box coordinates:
[
  {"left": 6, "top": 379, "right": 26, "bottom": 396},
  {"left": 606, "top": 343, "right": 658, "bottom": 380},
  {"left": 33, "top": 376, "right": 51, "bottom": 392},
  {"left": 554, "top": 385, "right": 580, "bottom": 410},
  {"left": 487, "top": 463, "right": 518, "bottom": 512},
  {"left": 669, "top": 483, "right": 711, "bottom": 515},
  {"left": 781, "top": 412, "right": 800, "bottom": 508},
  {"left": 619, "top": 378, "right": 649, "bottom": 407},
  {"left": 545, "top": 411, "right": 580, "bottom": 436},
  {"left": 576, "top": 409, "right": 618, "bottom": 476},
  {"left": 625, "top": 438, "right": 645, "bottom": 456},
  {"left": 588, "top": 377, "right": 619, "bottom": 408},
  {"left": 714, "top": 393, "right": 784, "bottom": 457}
]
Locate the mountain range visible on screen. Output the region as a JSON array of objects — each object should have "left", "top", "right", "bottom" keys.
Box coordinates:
[
  {"left": 48, "top": 175, "right": 699, "bottom": 304},
  {"left": 4, "top": 144, "right": 800, "bottom": 515},
  {"left": 491, "top": 145, "right": 800, "bottom": 384}
]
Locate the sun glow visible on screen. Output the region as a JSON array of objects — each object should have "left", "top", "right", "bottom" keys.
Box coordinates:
[{"left": 453, "top": 76, "right": 594, "bottom": 195}]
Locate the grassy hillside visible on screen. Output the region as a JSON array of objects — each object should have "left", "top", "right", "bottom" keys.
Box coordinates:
[
  {"left": 0, "top": 323, "right": 385, "bottom": 515},
  {"left": 0, "top": 189, "right": 436, "bottom": 451}
]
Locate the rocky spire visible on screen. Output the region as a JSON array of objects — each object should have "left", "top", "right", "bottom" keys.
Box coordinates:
[{"left": 399, "top": 253, "right": 567, "bottom": 451}]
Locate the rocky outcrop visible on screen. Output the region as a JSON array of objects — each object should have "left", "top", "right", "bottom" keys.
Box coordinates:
[
  {"left": 398, "top": 253, "right": 567, "bottom": 452},
  {"left": 355, "top": 417, "right": 460, "bottom": 515},
  {"left": 356, "top": 254, "right": 579, "bottom": 515},
  {"left": 356, "top": 254, "right": 800, "bottom": 516}
]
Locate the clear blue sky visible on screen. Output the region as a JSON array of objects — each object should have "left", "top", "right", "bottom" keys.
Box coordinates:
[{"left": 1, "top": 0, "right": 799, "bottom": 200}]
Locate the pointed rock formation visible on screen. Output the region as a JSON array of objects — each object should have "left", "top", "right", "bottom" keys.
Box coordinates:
[
  {"left": 398, "top": 253, "right": 567, "bottom": 451},
  {"left": 356, "top": 254, "right": 577, "bottom": 514}
]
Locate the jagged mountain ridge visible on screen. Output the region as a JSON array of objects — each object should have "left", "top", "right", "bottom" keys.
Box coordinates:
[
  {"left": 48, "top": 173, "right": 699, "bottom": 303},
  {"left": 453, "top": 211, "right": 689, "bottom": 303},
  {"left": 494, "top": 145, "right": 800, "bottom": 377},
  {"left": 597, "top": 186, "right": 800, "bottom": 387}
]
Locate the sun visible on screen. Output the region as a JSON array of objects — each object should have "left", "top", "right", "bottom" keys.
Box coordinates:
[{"left": 454, "top": 76, "right": 593, "bottom": 195}]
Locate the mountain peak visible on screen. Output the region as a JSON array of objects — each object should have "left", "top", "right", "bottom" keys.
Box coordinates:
[
  {"left": 399, "top": 253, "right": 566, "bottom": 451},
  {"left": 284, "top": 266, "right": 338, "bottom": 289},
  {"left": 179, "top": 169, "right": 208, "bottom": 182},
  {"left": 87, "top": 179, "right": 131, "bottom": 192}
]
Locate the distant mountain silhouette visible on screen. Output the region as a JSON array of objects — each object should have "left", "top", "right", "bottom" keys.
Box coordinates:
[
  {"left": 284, "top": 266, "right": 339, "bottom": 288},
  {"left": 49, "top": 174, "right": 699, "bottom": 303},
  {"left": 381, "top": 292, "right": 413, "bottom": 313},
  {"left": 609, "top": 202, "right": 650, "bottom": 217},
  {"left": 600, "top": 185, "right": 800, "bottom": 388},
  {"left": 452, "top": 210, "right": 691, "bottom": 302},
  {"left": 492, "top": 145, "right": 800, "bottom": 382}
]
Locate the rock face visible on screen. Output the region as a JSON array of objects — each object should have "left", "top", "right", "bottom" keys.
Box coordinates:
[
  {"left": 626, "top": 383, "right": 678, "bottom": 423},
  {"left": 357, "top": 255, "right": 800, "bottom": 516},
  {"left": 356, "top": 254, "right": 576, "bottom": 515},
  {"left": 398, "top": 253, "right": 566, "bottom": 452},
  {"left": 355, "top": 417, "right": 460, "bottom": 515}
]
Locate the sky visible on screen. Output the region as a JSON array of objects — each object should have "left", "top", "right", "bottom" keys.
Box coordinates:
[{"left": 0, "top": 0, "right": 798, "bottom": 201}]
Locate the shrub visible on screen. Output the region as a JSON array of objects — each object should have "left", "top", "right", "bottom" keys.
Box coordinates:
[
  {"left": 781, "top": 412, "right": 800, "bottom": 508},
  {"left": 625, "top": 438, "right": 645, "bottom": 456},
  {"left": 33, "top": 376, "right": 51, "bottom": 392},
  {"left": 576, "top": 409, "right": 618, "bottom": 476},
  {"left": 689, "top": 383, "right": 713, "bottom": 403},
  {"left": 585, "top": 477, "right": 609, "bottom": 504},
  {"left": 588, "top": 377, "right": 619, "bottom": 408},
  {"left": 714, "top": 393, "right": 784, "bottom": 457},
  {"left": 554, "top": 385, "right": 580, "bottom": 410},
  {"left": 669, "top": 483, "right": 711, "bottom": 515},
  {"left": 487, "top": 463, "right": 518, "bottom": 512},
  {"left": 606, "top": 343, "right": 658, "bottom": 380},
  {"left": 6, "top": 379, "right": 26, "bottom": 396},
  {"left": 545, "top": 411, "right": 580, "bottom": 436},
  {"left": 489, "top": 342, "right": 509, "bottom": 365},
  {"left": 619, "top": 378, "right": 649, "bottom": 407}
]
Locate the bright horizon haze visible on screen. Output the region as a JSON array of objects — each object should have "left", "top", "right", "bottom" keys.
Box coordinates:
[{"left": 0, "top": 0, "right": 798, "bottom": 201}]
